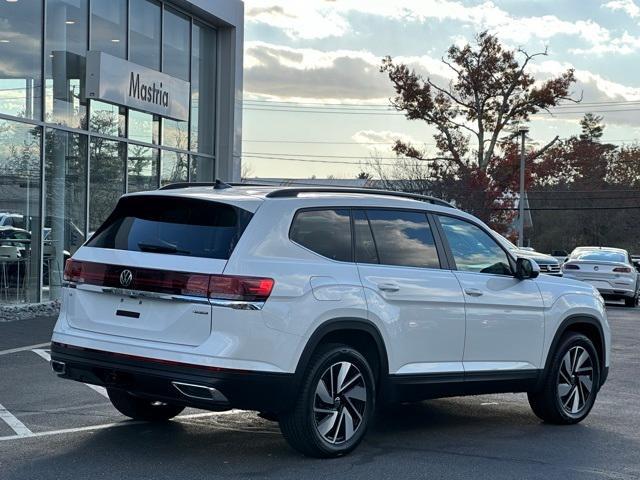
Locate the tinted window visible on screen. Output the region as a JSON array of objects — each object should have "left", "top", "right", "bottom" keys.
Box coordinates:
[
  {"left": 366, "top": 209, "right": 439, "bottom": 268},
  {"left": 290, "top": 209, "right": 351, "bottom": 262},
  {"left": 129, "top": 0, "right": 161, "bottom": 70},
  {"left": 572, "top": 251, "right": 627, "bottom": 263},
  {"left": 353, "top": 210, "right": 378, "bottom": 264},
  {"left": 87, "top": 196, "right": 253, "bottom": 260},
  {"left": 439, "top": 216, "right": 512, "bottom": 275}
]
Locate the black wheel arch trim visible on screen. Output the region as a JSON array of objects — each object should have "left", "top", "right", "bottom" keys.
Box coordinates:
[
  {"left": 294, "top": 317, "right": 390, "bottom": 393},
  {"left": 542, "top": 314, "right": 607, "bottom": 388}
]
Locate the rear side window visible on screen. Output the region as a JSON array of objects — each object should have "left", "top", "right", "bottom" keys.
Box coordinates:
[
  {"left": 365, "top": 209, "right": 440, "bottom": 269},
  {"left": 86, "top": 195, "right": 253, "bottom": 260},
  {"left": 290, "top": 209, "right": 352, "bottom": 262}
]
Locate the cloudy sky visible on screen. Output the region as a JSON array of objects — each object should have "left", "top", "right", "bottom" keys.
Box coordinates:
[{"left": 241, "top": 0, "right": 640, "bottom": 178}]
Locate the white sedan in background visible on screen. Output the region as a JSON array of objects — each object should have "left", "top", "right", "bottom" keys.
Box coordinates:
[{"left": 563, "top": 247, "right": 639, "bottom": 307}]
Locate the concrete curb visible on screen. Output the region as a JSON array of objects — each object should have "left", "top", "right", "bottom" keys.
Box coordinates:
[{"left": 0, "top": 301, "right": 60, "bottom": 323}]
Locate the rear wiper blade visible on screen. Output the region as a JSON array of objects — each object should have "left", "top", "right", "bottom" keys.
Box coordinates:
[{"left": 137, "top": 241, "right": 190, "bottom": 255}]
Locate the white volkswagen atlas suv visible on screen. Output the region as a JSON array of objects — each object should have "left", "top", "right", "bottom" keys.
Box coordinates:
[{"left": 51, "top": 183, "right": 610, "bottom": 458}]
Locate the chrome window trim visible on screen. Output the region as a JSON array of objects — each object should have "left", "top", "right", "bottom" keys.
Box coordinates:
[{"left": 65, "top": 282, "right": 210, "bottom": 304}]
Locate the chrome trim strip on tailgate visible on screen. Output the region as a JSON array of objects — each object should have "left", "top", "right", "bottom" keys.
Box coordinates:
[{"left": 65, "top": 282, "right": 211, "bottom": 305}]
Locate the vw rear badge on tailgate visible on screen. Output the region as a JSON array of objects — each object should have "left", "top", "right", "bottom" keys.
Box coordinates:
[{"left": 120, "top": 269, "right": 133, "bottom": 287}]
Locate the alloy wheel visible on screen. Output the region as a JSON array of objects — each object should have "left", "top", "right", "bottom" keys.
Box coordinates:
[
  {"left": 557, "top": 346, "right": 594, "bottom": 415},
  {"left": 313, "top": 361, "right": 367, "bottom": 444}
]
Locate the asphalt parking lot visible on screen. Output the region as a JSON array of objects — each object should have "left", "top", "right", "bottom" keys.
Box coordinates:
[{"left": 0, "top": 305, "right": 638, "bottom": 480}]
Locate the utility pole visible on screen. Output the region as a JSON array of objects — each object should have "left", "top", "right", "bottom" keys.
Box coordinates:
[{"left": 517, "top": 126, "right": 529, "bottom": 248}]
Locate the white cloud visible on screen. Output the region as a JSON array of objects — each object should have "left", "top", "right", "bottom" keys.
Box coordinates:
[
  {"left": 604, "top": 0, "right": 640, "bottom": 18},
  {"left": 570, "top": 31, "right": 640, "bottom": 55},
  {"left": 245, "top": 0, "right": 612, "bottom": 46},
  {"left": 352, "top": 130, "right": 420, "bottom": 151},
  {"left": 244, "top": 41, "right": 453, "bottom": 101}
]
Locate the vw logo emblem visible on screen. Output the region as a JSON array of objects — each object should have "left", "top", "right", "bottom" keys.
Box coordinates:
[{"left": 119, "top": 269, "right": 133, "bottom": 287}]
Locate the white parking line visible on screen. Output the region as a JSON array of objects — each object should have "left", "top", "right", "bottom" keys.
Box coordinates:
[
  {"left": 0, "top": 342, "right": 50, "bottom": 357},
  {"left": 0, "top": 403, "right": 33, "bottom": 438},
  {"left": 31, "top": 349, "right": 109, "bottom": 398},
  {"left": 0, "top": 411, "right": 239, "bottom": 442}
]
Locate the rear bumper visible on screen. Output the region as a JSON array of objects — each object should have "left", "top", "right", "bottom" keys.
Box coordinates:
[{"left": 50, "top": 342, "right": 296, "bottom": 413}]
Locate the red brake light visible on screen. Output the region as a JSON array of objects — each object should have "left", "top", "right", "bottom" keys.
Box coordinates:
[
  {"left": 64, "top": 261, "right": 274, "bottom": 302},
  {"left": 613, "top": 267, "right": 631, "bottom": 273},
  {"left": 563, "top": 264, "right": 580, "bottom": 270},
  {"left": 208, "top": 275, "right": 275, "bottom": 302}
]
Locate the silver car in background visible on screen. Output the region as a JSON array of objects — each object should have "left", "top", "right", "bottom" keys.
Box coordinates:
[
  {"left": 563, "top": 247, "right": 639, "bottom": 307},
  {"left": 493, "top": 232, "right": 562, "bottom": 276}
]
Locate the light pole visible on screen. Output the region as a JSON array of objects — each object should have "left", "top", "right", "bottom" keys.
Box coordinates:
[{"left": 517, "top": 125, "right": 529, "bottom": 248}]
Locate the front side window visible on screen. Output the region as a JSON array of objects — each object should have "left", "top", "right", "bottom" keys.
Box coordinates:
[
  {"left": 290, "top": 209, "right": 351, "bottom": 262},
  {"left": 365, "top": 209, "right": 440, "bottom": 268},
  {"left": 438, "top": 215, "right": 512, "bottom": 275}
]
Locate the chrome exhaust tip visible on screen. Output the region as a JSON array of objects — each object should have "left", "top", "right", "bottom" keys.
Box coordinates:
[
  {"left": 51, "top": 360, "right": 66, "bottom": 374},
  {"left": 171, "top": 381, "right": 228, "bottom": 403}
]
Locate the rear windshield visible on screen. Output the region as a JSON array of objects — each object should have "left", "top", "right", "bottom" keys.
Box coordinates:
[
  {"left": 86, "top": 195, "right": 253, "bottom": 260},
  {"left": 572, "top": 251, "right": 627, "bottom": 263}
]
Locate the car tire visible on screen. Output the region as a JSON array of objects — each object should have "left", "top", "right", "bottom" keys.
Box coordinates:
[
  {"left": 107, "top": 388, "right": 185, "bottom": 421},
  {"left": 279, "top": 343, "right": 376, "bottom": 458},
  {"left": 528, "top": 332, "right": 600, "bottom": 425}
]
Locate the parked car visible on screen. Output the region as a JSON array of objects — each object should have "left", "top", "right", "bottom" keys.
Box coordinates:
[
  {"left": 552, "top": 250, "right": 569, "bottom": 264},
  {"left": 51, "top": 185, "right": 610, "bottom": 457},
  {"left": 563, "top": 247, "right": 639, "bottom": 307},
  {"left": 494, "top": 232, "right": 562, "bottom": 276}
]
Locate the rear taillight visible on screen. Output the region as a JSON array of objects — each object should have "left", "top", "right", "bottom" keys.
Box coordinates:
[
  {"left": 613, "top": 267, "right": 632, "bottom": 273},
  {"left": 563, "top": 264, "right": 580, "bottom": 270},
  {"left": 208, "top": 275, "right": 275, "bottom": 302},
  {"left": 64, "top": 260, "right": 274, "bottom": 302}
]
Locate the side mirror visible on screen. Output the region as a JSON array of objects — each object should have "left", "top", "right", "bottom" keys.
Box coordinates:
[{"left": 515, "top": 257, "right": 540, "bottom": 280}]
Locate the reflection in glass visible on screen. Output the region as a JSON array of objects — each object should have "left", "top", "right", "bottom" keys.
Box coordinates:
[
  {"left": 127, "top": 144, "right": 159, "bottom": 193},
  {"left": 129, "top": 109, "right": 159, "bottom": 144},
  {"left": 163, "top": 8, "right": 190, "bottom": 81},
  {"left": 90, "top": 100, "right": 125, "bottom": 137},
  {"left": 89, "top": 137, "right": 125, "bottom": 231},
  {"left": 90, "top": 0, "right": 126, "bottom": 58},
  {"left": 0, "top": 120, "right": 42, "bottom": 303},
  {"left": 44, "top": 129, "right": 87, "bottom": 299},
  {"left": 0, "top": 0, "right": 42, "bottom": 120},
  {"left": 190, "top": 155, "right": 214, "bottom": 182},
  {"left": 439, "top": 216, "right": 512, "bottom": 275},
  {"left": 366, "top": 210, "right": 439, "bottom": 268},
  {"left": 290, "top": 209, "right": 352, "bottom": 262},
  {"left": 161, "top": 151, "right": 188, "bottom": 186},
  {"left": 45, "top": 0, "right": 88, "bottom": 129},
  {"left": 191, "top": 22, "right": 216, "bottom": 154},
  {"left": 162, "top": 119, "right": 188, "bottom": 149},
  {"left": 129, "top": 0, "right": 161, "bottom": 70}
]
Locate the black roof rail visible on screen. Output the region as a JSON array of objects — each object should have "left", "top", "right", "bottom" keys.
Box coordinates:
[
  {"left": 159, "top": 180, "right": 232, "bottom": 190},
  {"left": 264, "top": 187, "right": 455, "bottom": 208}
]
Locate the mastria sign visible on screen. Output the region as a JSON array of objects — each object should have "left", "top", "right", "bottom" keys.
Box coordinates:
[{"left": 86, "top": 51, "right": 190, "bottom": 122}]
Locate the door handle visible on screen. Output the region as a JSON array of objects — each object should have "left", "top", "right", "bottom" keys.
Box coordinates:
[
  {"left": 377, "top": 283, "right": 400, "bottom": 293},
  {"left": 464, "top": 288, "right": 484, "bottom": 297}
]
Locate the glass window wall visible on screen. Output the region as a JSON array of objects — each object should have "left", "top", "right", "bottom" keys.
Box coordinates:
[
  {"left": 44, "top": 129, "right": 87, "bottom": 299},
  {"left": 191, "top": 21, "right": 216, "bottom": 154},
  {"left": 161, "top": 150, "right": 188, "bottom": 186},
  {"left": 45, "top": 0, "right": 89, "bottom": 129},
  {"left": 0, "top": 120, "right": 42, "bottom": 303},
  {"left": 89, "top": 137, "right": 125, "bottom": 232},
  {"left": 0, "top": 0, "right": 43, "bottom": 120},
  {"left": 90, "top": 0, "right": 127, "bottom": 58},
  {"left": 127, "top": 144, "right": 159, "bottom": 192},
  {"left": 1, "top": 1, "right": 220, "bottom": 303},
  {"left": 129, "top": 0, "right": 161, "bottom": 70}
]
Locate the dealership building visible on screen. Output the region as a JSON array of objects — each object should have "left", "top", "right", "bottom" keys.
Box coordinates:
[{"left": 0, "top": 0, "right": 244, "bottom": 303}]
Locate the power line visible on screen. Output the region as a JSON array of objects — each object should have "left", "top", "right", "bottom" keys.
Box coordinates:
[
  {"left": 243, "top": 105, "right": 640, "bottom": 116},
  {"left": 242, "top": 138, "right": 639, "bottom": 145},
  {"left": 244, "top": 98, "right": 640, "bottom": 108}
]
